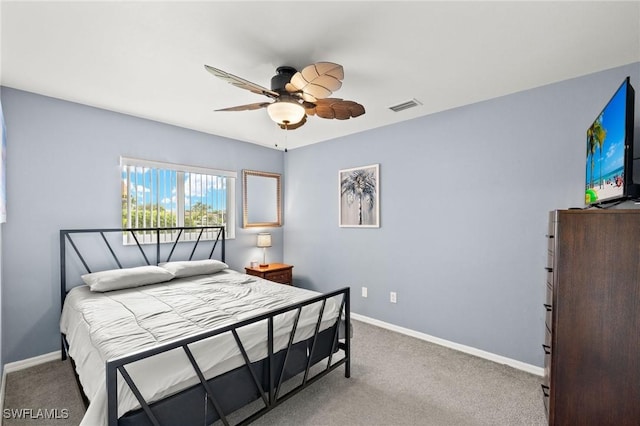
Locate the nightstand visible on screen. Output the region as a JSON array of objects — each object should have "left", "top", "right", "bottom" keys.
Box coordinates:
[{"left": 245, "top": 263, "right": 293, "bottom": 285}]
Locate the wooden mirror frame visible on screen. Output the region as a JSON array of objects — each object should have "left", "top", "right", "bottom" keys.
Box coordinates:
[{"left": 242, "top": 170, "right": 282, "bottom": 228}]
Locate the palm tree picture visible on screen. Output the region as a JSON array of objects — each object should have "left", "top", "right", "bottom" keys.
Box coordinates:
[{"left": 339, "top": 164, "right": 379, "bottom": 227}]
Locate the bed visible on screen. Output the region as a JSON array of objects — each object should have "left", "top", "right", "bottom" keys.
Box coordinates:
[{"left": 59, "top": 226, "right": 350, "bottom": 426}]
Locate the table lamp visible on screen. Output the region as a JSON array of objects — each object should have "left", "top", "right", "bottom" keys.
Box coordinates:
[{"left": 257, "top": 233, "right": 272, "bottom": 267}]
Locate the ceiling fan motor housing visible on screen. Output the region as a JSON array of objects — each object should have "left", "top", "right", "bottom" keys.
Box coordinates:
[{"left": 271, "top": 66, "right": 297, "bottom": 92}]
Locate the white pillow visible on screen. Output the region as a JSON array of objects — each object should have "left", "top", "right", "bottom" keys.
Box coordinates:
[
  {"left": 82, "top": 265, "right": 175, "bottom": 292},
  {"left": 158, "top": 259, "right": 229, "bottom": 278}
]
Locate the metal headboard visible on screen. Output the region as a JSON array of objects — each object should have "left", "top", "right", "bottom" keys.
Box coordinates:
[{"left": 60, "top": 226, "right": 226, "bottom": 308}]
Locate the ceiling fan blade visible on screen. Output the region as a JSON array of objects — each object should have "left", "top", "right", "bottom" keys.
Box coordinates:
[
  {"left": 310, "top": 98, "right": 366, "bottom": 120},
  {"left": 284, "top": 85, "right": 318, "bottom": 103},
  {"left": 288, "top": 62, "right": 344, "bottom": 100},
  {"left": 205, "top": 65, "right": 279, "bottom": 99},
  {"left": 284, "top": 82, "right": 301, "bottom": 93},
  {"left": 277, "top": 115, "right": 307, "bottom": 130},
  {"left": 215, "top": 102, "right": 270, "bottom": 112}
]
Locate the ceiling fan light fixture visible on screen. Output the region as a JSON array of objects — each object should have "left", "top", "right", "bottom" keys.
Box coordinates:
[{"left": 267, "top": 100, "right": 306, "bottom": 126}]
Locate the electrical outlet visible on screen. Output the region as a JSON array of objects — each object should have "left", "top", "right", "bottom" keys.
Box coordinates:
[
  {"left": 362, "top": 287, "right": 368, "bottom": 298},
  {"left": 390, "top": 291, "right": 397, "bottom": 303}
]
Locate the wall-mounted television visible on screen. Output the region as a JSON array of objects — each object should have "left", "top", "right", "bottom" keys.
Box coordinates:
[{"left": 585, "top": 77, "right": 636, "bottom": 205}]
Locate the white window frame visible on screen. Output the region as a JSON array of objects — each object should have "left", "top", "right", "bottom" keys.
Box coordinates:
[{"left": 120, "top": 156, "right": 236, "bottom": 241}]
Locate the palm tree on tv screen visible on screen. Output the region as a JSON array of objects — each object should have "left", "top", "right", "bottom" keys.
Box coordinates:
[
  {"left": 587, "top": 115, "right": 607, "bottom": 189},
  {"left": 594, "top": 116, "right": 607, "bottom": 188}
]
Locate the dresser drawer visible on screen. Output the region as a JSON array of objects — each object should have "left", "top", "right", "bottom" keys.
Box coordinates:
[
  {"left": 547, "top": 234, "right": 555, "bottom": 252},
  {"left": 544, "top": 302, "right": 552, "bottom": 333},
  {"left": 542, "top": 383, "right": 550, "bottom": 419},
  {"left": 547, "top": 210, "right": 557, "bottom": 237},
  {"left": 546, "top": 268, "right": 554, "bottom": 288}
]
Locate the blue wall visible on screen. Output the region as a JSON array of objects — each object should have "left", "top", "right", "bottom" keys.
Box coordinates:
[
  {"left": 2, "top": 62, "right": 639, "bottom": 367},
  {"left": 284, "top": 63, "right": 640, "bottom": 367},
  {"left": 0, "top": 88, "right": 284, "bottom": 364}
]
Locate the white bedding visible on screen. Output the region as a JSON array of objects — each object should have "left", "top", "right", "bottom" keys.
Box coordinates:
[{"left": 60, "top": 269, "right": 340, "bottom": 426}]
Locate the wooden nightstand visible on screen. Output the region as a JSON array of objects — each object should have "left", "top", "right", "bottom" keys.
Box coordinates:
[{"left": 245, "top": 263, "right": 293, "bottom": 285}]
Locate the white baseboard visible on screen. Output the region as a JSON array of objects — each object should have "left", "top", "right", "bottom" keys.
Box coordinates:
[
  {"left": 3, "top": 350, "right": 61, "bottom": 374},
  {"left": 1, "top": 350, "right": 62, "bottom": 414},
  {"left": 351, "top": 313, "right": 544, "bottom": 377}
]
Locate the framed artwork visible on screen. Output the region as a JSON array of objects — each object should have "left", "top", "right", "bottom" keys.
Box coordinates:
[
  {"left": 242, "top": 169, "right": 282, "bottom": 228},
  {"left": 339, "top": 164, "right": 379, "bottom": 228}
]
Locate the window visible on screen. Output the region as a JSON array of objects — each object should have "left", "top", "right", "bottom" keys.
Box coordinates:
[{"left": 121, "top": 157, "right": 236, "bottom": 240}]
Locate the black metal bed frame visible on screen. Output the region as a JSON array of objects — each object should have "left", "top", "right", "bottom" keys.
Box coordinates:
[
  {"left": 60, "top": 226, "right": 351, "bottom": 426},
  {"left": 60, "top": 226, "right": 226, "bottom": 311}
]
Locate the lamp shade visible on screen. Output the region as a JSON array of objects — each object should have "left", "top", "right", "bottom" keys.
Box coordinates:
[
  {"left": 257, "top": 233, "right": 272, "bottom": 248},
  {"left": 267, "top": 100, "right": 305, "bottom": 125}
]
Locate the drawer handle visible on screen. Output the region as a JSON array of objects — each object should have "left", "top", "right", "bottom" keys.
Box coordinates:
[
  {"left": 542, "top": 344, "right": 551, "bottom": 355},
  {"left": 545, "top": 234, "right": 554, "bottom": 239},
  {"left": 544, "top": 267, "right": 553, "bottom": 272},
  {"left": 543, "top": 304, "right": 552, "bottom": 312},
  {"left": 541, "top": 384, "right": 550, "bottom": 398}
]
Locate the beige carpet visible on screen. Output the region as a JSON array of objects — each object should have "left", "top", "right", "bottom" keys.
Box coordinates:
[
  {"left": 2, "top": 320, "right": 546, "bottom": 425},
  {"left": 2, "top": 359, "right": 85, "bottom": 426}
]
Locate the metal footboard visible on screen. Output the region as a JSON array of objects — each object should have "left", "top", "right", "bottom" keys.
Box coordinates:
[{"left": 106, "top": 287, "right": 351, "bottom": 426}]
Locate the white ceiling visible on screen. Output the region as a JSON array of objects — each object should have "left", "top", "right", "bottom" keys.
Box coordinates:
[{"left": 2, "top": 1, "right": 639, "bottom": 150}]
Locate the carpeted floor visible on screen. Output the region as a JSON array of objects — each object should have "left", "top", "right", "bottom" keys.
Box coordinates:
[
  {"left": 2, "top": 359, "right": 85, "bottom": 426},
  {"left": 2, "top": 320, "right": 547, "bottom": 425}
]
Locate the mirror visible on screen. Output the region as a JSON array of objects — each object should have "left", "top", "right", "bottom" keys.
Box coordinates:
[{"left": 242, "top": 170, "right": 282, "bottom": 228}]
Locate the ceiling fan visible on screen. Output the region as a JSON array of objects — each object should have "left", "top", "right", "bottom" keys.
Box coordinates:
[{"left": 204, "top": 62, "right": 365, "bottom": 130}]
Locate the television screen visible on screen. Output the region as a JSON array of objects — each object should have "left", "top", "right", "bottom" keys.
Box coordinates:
[{"left": 585, "top": 78, "right": 632, "bottom": 205}]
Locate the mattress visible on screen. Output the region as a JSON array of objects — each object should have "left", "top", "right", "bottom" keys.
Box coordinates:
[{"left": 60, "top": 269, "right": 340, "bottom": 426}]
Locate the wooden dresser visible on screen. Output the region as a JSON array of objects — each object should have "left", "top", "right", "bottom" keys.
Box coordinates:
[
  {"left": 245, "top": 263, "right": 293, "bottom": 285},
  {"left": 542, "top": 209, "right": 640, "bottom": 425}
]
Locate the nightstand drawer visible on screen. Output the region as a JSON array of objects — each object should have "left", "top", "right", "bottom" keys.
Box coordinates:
[{"left": 264, "top": 270, "right": 292, "bottom": 284}]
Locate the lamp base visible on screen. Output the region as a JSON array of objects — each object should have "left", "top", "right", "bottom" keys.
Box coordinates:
[{"left": 259, "top": 263, "right": 269, "bottom": 268}]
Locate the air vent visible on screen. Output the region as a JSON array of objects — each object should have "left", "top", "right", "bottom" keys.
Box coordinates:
[{"left": 388, "top": 98, "right": 422, "bottom": 112}]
